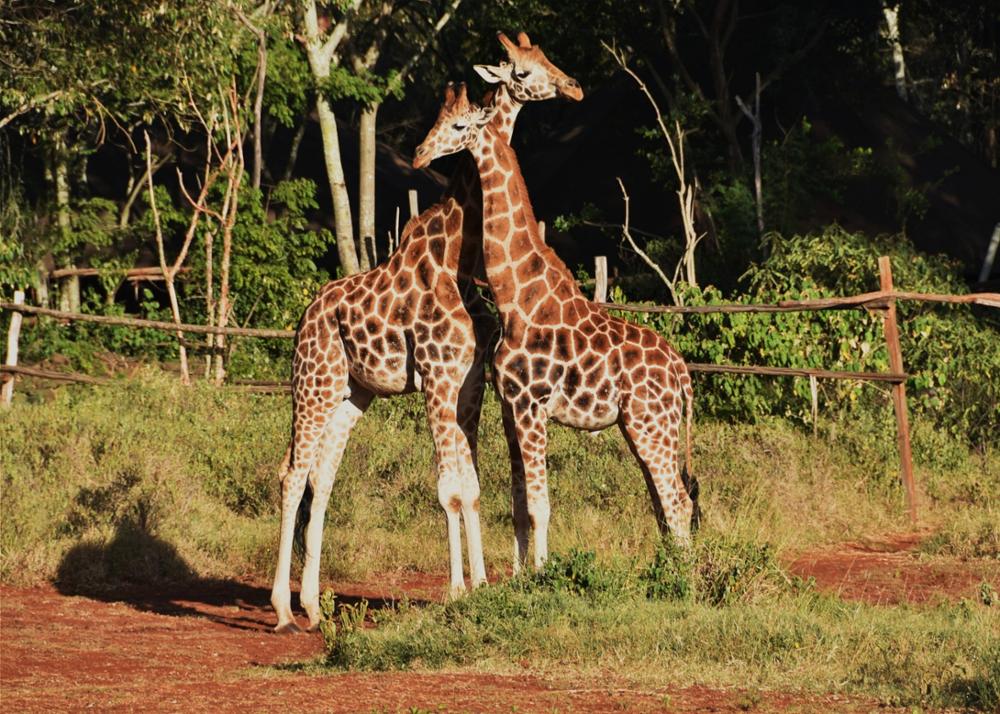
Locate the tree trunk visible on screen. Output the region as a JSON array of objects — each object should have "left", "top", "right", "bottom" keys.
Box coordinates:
[
  {"left": 33, "top": 262, "right": 49, "bottom": 307},
  {"left": 357, "top": 102, "right": 379, "bottom": 271},
  {"left": 205, "top": 229, "right": 215, "bottom": 380},
  {"left": 54, "top": 144, "right": 80, "bottom": 312},
  {"left": 316, "top": 95, "right": 360, "bottom": 275},
  {"left": 301, "top": 0, "right": 361, "bottom": 275},
  {"left": 250, "top": 22, "right": 267, "bottom": 189},
  {"left": 882, "top": 2, "right": 908, "bottom": 101}
]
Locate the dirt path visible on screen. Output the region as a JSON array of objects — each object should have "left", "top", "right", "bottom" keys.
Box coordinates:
[
  {"left": 785, "top": 531, "right": 999, "bottom": 605},
  {"left": 2, "top": 535, "right": 989, "bottom": 713}
]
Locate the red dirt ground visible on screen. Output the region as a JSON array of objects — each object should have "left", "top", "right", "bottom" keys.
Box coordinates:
[
  {"left": 1, "top": 534, "right": 991, "bottom": 713},
  {"left": 785, "top": 531, "right": 1000, "bottom": 605}
]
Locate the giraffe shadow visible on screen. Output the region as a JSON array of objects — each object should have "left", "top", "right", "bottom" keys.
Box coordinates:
[{"left": 55, "top": 520, "right": 429, "bottom": 633}]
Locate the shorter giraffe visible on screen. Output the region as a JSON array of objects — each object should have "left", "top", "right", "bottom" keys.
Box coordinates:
[{"left": 414, "top": 87, "right": 698, "bottom": 570}]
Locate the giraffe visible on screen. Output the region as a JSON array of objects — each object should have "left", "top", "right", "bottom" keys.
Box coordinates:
[
  {"left": 270, "top": 33, "right": 583, "bottom": 633},
  {"left": 413, "top": 85, "right": 698, "bottom": 572}
]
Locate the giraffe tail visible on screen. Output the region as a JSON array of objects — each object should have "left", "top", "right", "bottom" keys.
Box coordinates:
[
  {"left": 293, "top": 479, "right": 314, "bottom": 560},
  {"left": 679, "top": 364, "right": 700, "bottom": 532},
  {"left": 682, "top": 368, "right": 694, "bottom": 476}
]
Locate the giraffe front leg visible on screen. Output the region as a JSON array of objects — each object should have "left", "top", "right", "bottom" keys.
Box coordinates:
[
  {"left": 457, "top": 363, "right": 487, "bottom": 588},
  {"left": 500, "top": 403, "right": 530, "bottom": 574},
  {"left": 510, "top": 403, "right": 551, "bottom": 570},
  {"left": 425, "top": 381, "right": 468, "bottom": 598}
]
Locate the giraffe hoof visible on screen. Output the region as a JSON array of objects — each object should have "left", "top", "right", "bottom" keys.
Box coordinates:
[
  {"left": 306, "top": 620, "right": 321, "bottom": 633},
  {"left": 274, "top": 620, "right": 305, "bottom": 635}
]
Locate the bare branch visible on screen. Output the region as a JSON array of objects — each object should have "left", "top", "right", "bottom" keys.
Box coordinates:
[
  {"left": 393, "top": 0, "right": 464, "bottom": 90},
  {"left": 232, "top": 1, "right": 270, "bottom": 189},
  {"left": 144, "top": 131, "right": 190, "bottom": 383},
  {"left": 617, "top": 177, "right": 680, "bottom": 305},
  {"left": 120, "top": 150, "right": 171, "bottom": 228}
]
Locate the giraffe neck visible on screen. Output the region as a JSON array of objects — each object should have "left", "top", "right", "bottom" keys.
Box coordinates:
[
  {"left": 471, "top": 124, "right": 585, "bottom": 329},
  {"left": 444, "top": 83, "right": 523, "bottom": 210}
]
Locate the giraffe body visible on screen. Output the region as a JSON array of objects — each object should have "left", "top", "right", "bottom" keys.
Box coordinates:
[
  {"left": 271, "top": 33, "right": 582, "bottom": 632},
  {"left": 414, "top": 88, "right": 697, "bottom": 572}
]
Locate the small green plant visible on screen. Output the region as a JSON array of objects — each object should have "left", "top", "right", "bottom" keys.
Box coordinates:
[
  {"left": 980, "top": 582, "right": 996, "bottom": 608},
  {"left": 523, "top": 548, "right": 626, "bottom": 597},
  {"left": 736, "top": 688, "right": 762, "bottom": 711},
  {"left": 319, "top": 588, "right": 370, "bottom": 651},
  {"left": 695, "top": 537, "right": 786, "bottom": 606},
  {"left": 640, "top": 540, "right": 691, "bottom": 601}
]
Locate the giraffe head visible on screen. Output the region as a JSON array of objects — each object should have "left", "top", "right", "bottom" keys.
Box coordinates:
[
  {"left": 413, "top": 83, "right": 497, "bottom": 169},
  {"left": 472, "top": 31, "right": 583, "bottom": 102}
]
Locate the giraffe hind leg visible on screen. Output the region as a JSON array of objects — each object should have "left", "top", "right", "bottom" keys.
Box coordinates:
[{"left": 300, "top": 387, "right": 372, "bottom": 630}]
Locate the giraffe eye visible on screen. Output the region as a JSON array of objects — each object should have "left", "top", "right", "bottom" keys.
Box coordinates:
[
  {"left": 513, "top": 68, "right": 529, "bottom": 80},
  {"left": 453, "top": 122, "right": 467, "bottom": 130}
]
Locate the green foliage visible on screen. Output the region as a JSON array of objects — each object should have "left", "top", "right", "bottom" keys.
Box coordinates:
[
  {"left": 616, "top": 226, "right": 999, "bottom": 447},
  {"left": 519, "top": 548, "right": 627, "bottom": 598},
  {"left": 762, "top": 118, "right": 878, "bottom": 235},
  {"left": 319, "top": 66, "right": 404, "bottom": 107},
  {"left": 325, "top": 564, "right": 999, "bottom": 709},
  {"left": 19, "top": 290, "right": 177, "bottom": 371},
  {"left": 640, "top": 540, "right": 692, "bottom": 601},
  {"left": 319, "top": 588, "right": 370, "bottom": 652},
  {"left": 641, "top": 536, "right": 791, "bottom": 606}
]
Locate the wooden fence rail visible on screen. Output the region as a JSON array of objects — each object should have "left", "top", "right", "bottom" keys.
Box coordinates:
[
  {"left": 0, "top": 302, "right": 295, "bottom": 338},
  {"left": 4, "top": 255, "right": 1000, "bottom": 523}
]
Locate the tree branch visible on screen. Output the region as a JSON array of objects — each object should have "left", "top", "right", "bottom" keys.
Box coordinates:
[
  {"left": 0, "top": 90, "right": 65, "bottom": 129},
  {"left": 617, "top": 178, "right": 680, "bottom": 305}
]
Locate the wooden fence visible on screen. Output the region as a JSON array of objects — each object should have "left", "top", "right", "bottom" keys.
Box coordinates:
[{"left": 3, "top": 255, "right": 999, "bottom": 523}]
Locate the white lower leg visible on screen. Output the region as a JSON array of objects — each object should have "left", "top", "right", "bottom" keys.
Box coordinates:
[
  {"left": 299, "top": 398, "right": 366, "bottom": 627},
  {"left": 300, "top": 484, "right": 333, "bottom": 628},
  {"left": 528, "top": 495, "right": 551, "bottom": 570},
  {"left": 445, "top": 507, "right": 465, "bottom": 596},
  {"left": 271, "top": 474, "right": 306, "bottom": 631},
  {"left": 462, "top": 498, "right": 486, "bottom": 588}
]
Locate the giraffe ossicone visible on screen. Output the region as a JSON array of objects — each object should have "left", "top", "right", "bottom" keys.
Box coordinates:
[
  {"left": 270, "top": 33, "right": 583, "bottom": 634},
  {"left": 414, "top": 86, "right": 698, "bottom": 573}
]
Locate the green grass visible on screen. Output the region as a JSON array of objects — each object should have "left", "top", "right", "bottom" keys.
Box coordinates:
[
  {"left": 2, "top": 371, "right": 996, "bottom": 586},
  {"left": 1, "top": 373, "right": 998, "bottom": 708},
  {"left": 324, "top": 574, "right": 999, "bottom": 709}
]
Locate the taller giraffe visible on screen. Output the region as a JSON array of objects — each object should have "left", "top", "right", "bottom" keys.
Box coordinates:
[
  {"left": 271, "top": 33, "right": 582, "bottom": 632},
  {"left": 414, "top": 87, "right": 697, "bottom": 570}
]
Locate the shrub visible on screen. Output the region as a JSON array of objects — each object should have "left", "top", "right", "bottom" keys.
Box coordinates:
[{"left": 616, "top": 226, "right": 1000, "bottom": 447}]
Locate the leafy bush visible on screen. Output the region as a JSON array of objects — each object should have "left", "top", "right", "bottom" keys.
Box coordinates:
[
  {"left": 616, "top": 226, "right": 1000, "bottom": 447},
  {"left": 519, "top": 547, "right": 627, "bottom": 597}
]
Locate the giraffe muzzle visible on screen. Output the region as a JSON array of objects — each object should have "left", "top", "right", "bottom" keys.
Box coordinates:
[
  {"left": 413, "top": 146, "right": 431, "bottom": 169},
  {"left": 560, "top": 79, "right": 584, "bottom": 101}
]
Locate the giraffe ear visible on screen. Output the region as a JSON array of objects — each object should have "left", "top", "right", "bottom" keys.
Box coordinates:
[
  {"left": 474, "top": 105, "right": 500, "bottom": 128},
  {"left": 473, "top": 64, "right": 509, "bottom": 84},
  {"left": 497, "top": 31, "right": 518, "bottom": 53},
  {"left": 517, "top": 31, "right": 532, "bottom": 48}
]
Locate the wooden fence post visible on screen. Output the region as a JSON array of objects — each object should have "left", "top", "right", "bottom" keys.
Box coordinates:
[
  {"left": 594, "top": 256, "right": 608, "bottom": 303},
  {"left": 809, "top": 374, "right": 819, "bottom": 436},
  {"left": 408, "top": 190, "right": 419, "bottom": 219},
  {"left": 878, "top": 256, "right": 917, "bottom": 524},
  {"left": 2, "top": 290, "right": 25, "bottom": 408}
]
